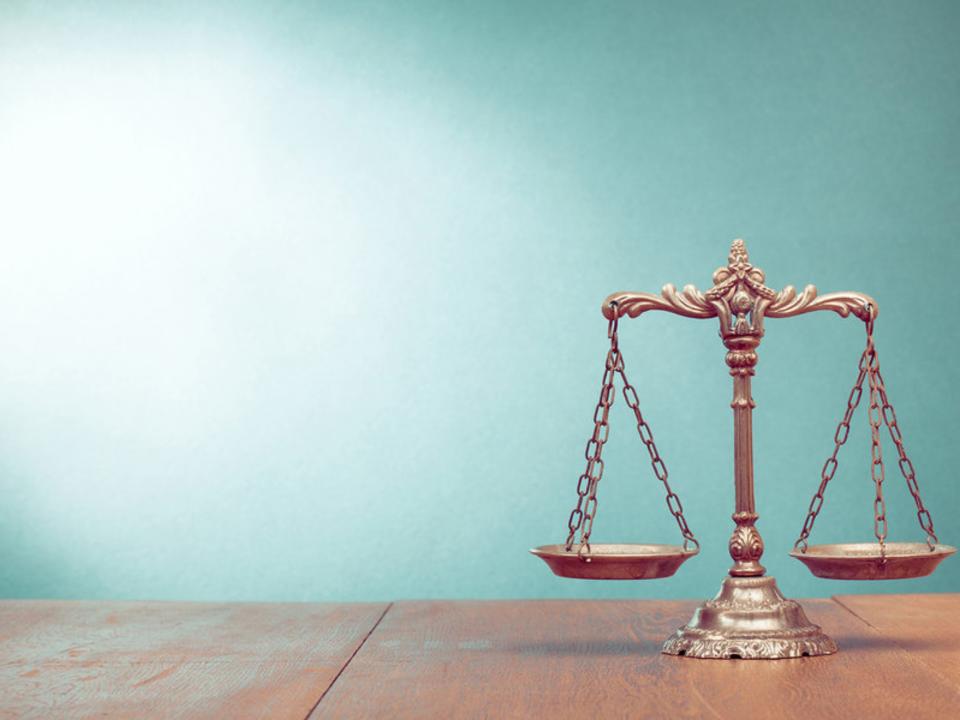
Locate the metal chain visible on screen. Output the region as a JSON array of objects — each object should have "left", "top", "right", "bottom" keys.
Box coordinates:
[
  {"left": 616, "top": 361, "right": 699, "bottom": 551},
  {"left": 795, "top": 304, "right": 940, "bottom": 558},
  {"left": 874, "top": 369, "right": 939, "bottom": 549},
  {"left": 864, "top": 309, "right": 888, "bottom": 562},
  {"left": 564, "top": 302, "right": 698, "bottom": 558},
  {"left": 564, "top": 307, "right": 621, "bottom": 556},
  {"left": 793, "top": 345, "right": 870, "bottom": 552}
]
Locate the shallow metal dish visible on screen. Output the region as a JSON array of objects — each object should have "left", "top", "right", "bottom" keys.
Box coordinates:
[
  {"left": 789, "top": 542, "right": 956, "bottom": 580},
  {"left": 530, "top": 543, "right": 697, "bottom": 580}
]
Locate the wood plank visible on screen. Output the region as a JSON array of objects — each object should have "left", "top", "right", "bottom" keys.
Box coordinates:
[
  {"left": 311, "top": 597, "right": 960, "bottom": 719},
  {"left": 834, "top": 592, "right": 960, "bottom": 689},
  {"left": 0, "top": 600, "right": 388, "bottom": 720}
]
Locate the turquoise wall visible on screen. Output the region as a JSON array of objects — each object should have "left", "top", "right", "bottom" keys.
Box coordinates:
[{"left": 1, "top": 1, "right": 958, "bottom": 603}]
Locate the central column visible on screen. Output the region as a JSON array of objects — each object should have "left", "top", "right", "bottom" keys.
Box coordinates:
[
  {"left": 725, "top": 335, "right": 765, "bottom": 577},
  {"left": 661, "top": 239, "right": 836, "bottom": 658}
]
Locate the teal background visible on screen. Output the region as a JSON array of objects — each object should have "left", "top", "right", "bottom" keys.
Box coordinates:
[{"left": 0, "top": 1, "right": 958, "bottom": 603}]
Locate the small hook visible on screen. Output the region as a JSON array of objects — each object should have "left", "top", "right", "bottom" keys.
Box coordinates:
[
  {"left": 577, "top": 542, "right": 592, "bottom": 562},
  {"left": 606, "top": 301, "right": 620, "bottom": 339}
]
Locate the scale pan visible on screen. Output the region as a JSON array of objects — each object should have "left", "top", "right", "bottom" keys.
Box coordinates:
[
  {"left": 530, "top": 543, "right": 697, "bottom": 580},
  {"left": 790, "top": 542, "right": 956, "bottom": 580}
]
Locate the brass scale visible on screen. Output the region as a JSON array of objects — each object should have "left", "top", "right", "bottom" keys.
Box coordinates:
[{"left": 532, "top": 240, "right": 955, "bottom": 659}]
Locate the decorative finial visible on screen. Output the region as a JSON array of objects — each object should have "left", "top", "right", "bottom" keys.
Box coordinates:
[{"left": 729, "top": 239, "right": 749, "bottom": 266}]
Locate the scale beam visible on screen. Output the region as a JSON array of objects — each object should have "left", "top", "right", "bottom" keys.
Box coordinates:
[{"left": 602, "top": 242, "right": 876, "bottom": 324}]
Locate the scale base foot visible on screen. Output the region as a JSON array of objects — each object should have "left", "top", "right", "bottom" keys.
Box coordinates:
[{"left": 661, "top": 575, "right": 837, "bottom": 659}]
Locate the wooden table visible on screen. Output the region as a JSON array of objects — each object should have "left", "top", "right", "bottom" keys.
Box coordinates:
[{"left": 1, "top": 594, "right": 957, "bottom": 719}]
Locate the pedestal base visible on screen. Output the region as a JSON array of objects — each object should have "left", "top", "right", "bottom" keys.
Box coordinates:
[{"left": 661, "top": 575, "right": 837, "bottom": 659}]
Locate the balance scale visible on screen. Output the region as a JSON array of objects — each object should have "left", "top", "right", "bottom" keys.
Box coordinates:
[{"left": 532, "top": 239, "right": 955, "bottom": 659}]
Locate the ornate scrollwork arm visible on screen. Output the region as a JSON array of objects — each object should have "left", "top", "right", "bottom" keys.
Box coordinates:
[
  {"left": 767, "top": 286, "right": 877, "bottom": 321},
  {"left": 601, "top": 239, "right": 878, "bottom": 329},
  {"left": 602, "top": 284, "right": 715, "bottom": 320}
]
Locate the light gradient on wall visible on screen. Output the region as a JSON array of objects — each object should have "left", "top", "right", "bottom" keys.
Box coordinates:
[{"left": 0, "top": 1, "right": 958, "bottom": 602}]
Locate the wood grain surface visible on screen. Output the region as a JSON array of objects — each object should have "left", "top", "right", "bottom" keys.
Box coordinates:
[
  {"left": 835, "top": 593, "right": 960, "bottom": 689},
  {"left": 0, "top": 600, "right": 389, "bottom": 720},
  {"left": 1, "top": 595, "right": 957, "bottom": 719},
  {"left": 311, "top": 597, "right": 960, "bottom": 720}
]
